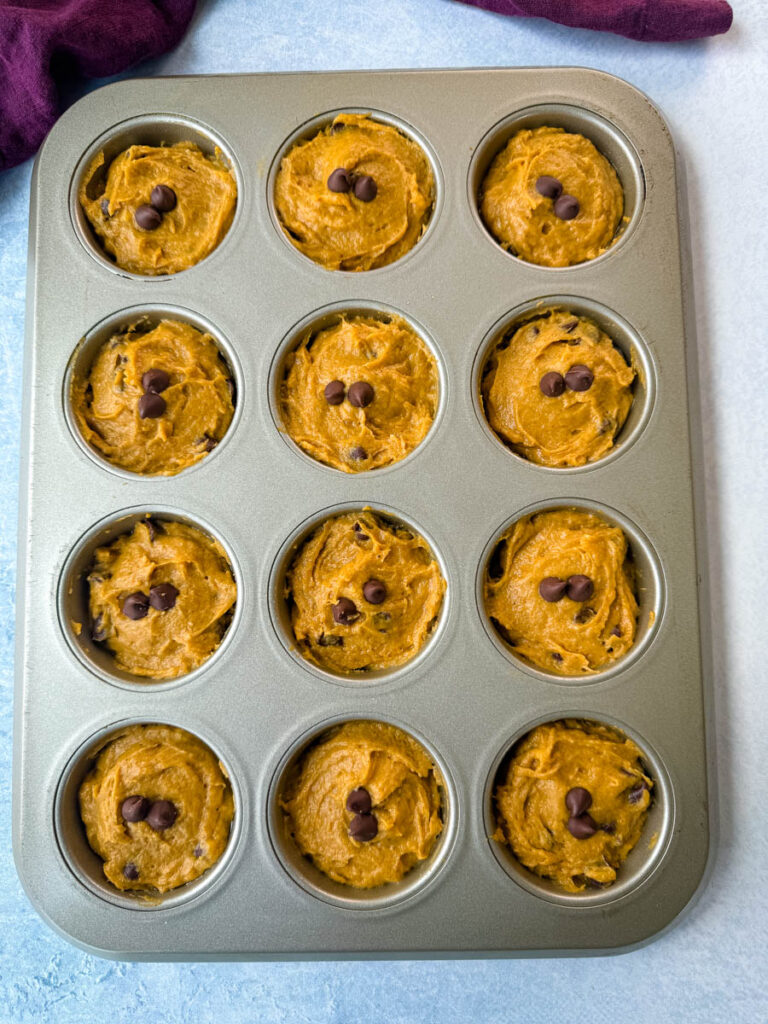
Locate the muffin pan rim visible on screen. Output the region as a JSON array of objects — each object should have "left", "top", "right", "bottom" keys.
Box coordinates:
[
  {"left": 480, "top": 710, "right": 676, "bottom": 908},
  {"left": 471, "top": 294, "right": 658, "bottom": 475},
  {"left": 265, "top": 711, "right": 460, "bottom": 912},
  {"left": 476, "top": 496, "right": 666, "bottom": 685},
  {"left": 56, "top": 504, "right": 245, "bottom": 691},
  {"left": 62, "top": 302, "right": 244, "bottom": 481},
  {"left": 53, "top": 715, "right": 246, "bottom": 912}
]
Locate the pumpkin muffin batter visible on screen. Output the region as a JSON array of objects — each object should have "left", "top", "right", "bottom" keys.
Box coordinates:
[
  {"left": 79, "top": 723, "right": 235, "bottom": 893},
  {"left": 280, "top": 314, "right": 438, "bottom": 472},
  {"left": 281, "top": 720, "right": 443, "bottom": 888},
  {"left": 274, "top": 113, "right": 434, "bottom": 271},
  {"left": 79, "top": 141, "right": 237, "bottom": 275},
  {"left": 284, "top": 510, "right": 445, "bottom": 674},
  {"left": 87, "top": 518, "right": 237, "bottom": 680},
  {"left": 484, "top": 509, "right": 638, "bottom": 675},
  {"left": 481, "top": 308, "right": 634, "bottom": 467},
  {"left": 480, "top": 126, "right": 624, "bottom": 267},
  {"left": 494, "top": 719, "right": 653, "bottom": 893},
  {"left": 73, "top": 319, "right": 235, "bottom": 476}
]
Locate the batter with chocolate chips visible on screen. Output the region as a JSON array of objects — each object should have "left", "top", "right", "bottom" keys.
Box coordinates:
[
  {"left": 274, "top": 113, "right": 435, "bottom": 271},
  {"left": 480, "top": 126, "right": 624, "bottom": 267},
  {"left": 284, "top": 510, "right": 445, "bottom": 674},
  {"left": 79, "top": 141, "right": 237, "bottom": 275},
  {"left": 481, "top": 308, "right": 635, "bottom": 467},
  {"left": 79, "top": 723, "right": 235, "bottom": 893},
  {"left": 484, "top": 508, "right": 638, "bottom": 675},
  {"left": 494, "top": 719, "right": 653, "bottom": 893},
  {"left": 281, "top": 720, "right": 443, "bottom": 888},
  {"left": 87, "top": 518, "right": 237, "bottom": 680},
  {"left": 73, "top": 319, "right": 235, "bottom": 476},
  {"left": 280, "top": 314, "right": 438, "bottom": 472}
]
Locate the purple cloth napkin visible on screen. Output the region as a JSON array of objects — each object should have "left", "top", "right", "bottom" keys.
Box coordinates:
[
  {"left": 0, "top": 0, "right": 196, "bottom": 171},
  {"left": 456, "top": 0, "right": 733, "bottom": 42}
]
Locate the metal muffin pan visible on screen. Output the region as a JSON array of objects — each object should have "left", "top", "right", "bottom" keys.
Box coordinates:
[{"left": 14, "top": 68, "right": 710, "bottom": 959}]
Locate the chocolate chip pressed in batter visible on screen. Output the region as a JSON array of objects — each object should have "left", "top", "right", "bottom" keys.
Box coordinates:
[
  {"left": 332, "top": 597, "right": 359, "bottom": 625},
  {"left": 327, "top": 167, "right": 352, "bottom": 193},
  {"left": 323, "top": 379, "right": 345, "bottom": 405},
  {"left": 564, "top": 365, "right": 594, "bottom": 392},
  {"left": 539, "top": 371, "right": 566, "bottom": 397},
  {"left": 150, "top": 184, "right": 177, "bottom": 212},
  {"left": 348, "top": 812, "right": 378, "bottom": 841},
  {"left": 346, "top": 787, "right": 373, "bottom": 814},
  {"left": 148, "top": 582, "right": 179, "bottom": 611},
  {"left": 141, "top": 368, "right": 170, "bottom": 394},
  {"left": 353, "top": 175, "right": 377, "bottom": 202},
  {"left": 123, "top": 862, "right": 140, "bottom": 880},
  {"left": 121, "top": 795, "right": 151, "bottom": 822},
  {"left": 348, "top": 381, "right": 374, "bottom": 407},
  {"left": 134, "top": 204, "right": 163, "bottom": 231},
  {"left": 539, "top": 577, "right": 567, "bottom": 602},
  {"left": 554, "top": 194, "right": 580, "bottom": 220},
  {"left": 566, "top": 813, "right": 597, "bottom": 839},
  {"left": 535, "top": 175, "right": 563, "bottom": 199},
  {"left": 145, "top": 799, "right": 177, "bottom": 832},
  {"left": 362, "top": 579, "right": 387, "bottom": 604},
  {"left": 349, "top": 446, "right": 367, "bottom": 461},
  {"left": 565, "top": 787, "right": 592, "bottom": 817},
  {"left": 566, "top": 574, "right": 594, "bottom": 601},
  {"left": 122, "top": 591, "right": 149, "bottom": 619},
  {"left": 138, "top": 392, "right": 166, "bottom": 419}
]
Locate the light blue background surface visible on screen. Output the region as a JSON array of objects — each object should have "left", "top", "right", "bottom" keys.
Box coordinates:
[{"left": 2, "top": 1, "right": 767, "bottom": 1020}]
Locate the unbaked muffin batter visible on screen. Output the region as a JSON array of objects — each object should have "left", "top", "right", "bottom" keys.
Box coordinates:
[
  {"left": 494, "top": 719, "right": 653, "bottom": 892},
  {"left": 88, "top": 518, "right": 237, "bottom": 679},
  {"left": 274, "top": 113, "right": 434, "bottom": 271},
  {"left": 481, "top": 308, "right": 634, "bottom": 467},
  {"left": 480, "top": 126, "right": 624, "bottom": 267},
  {"left": 79, "top": 723, "right": 234, "bottom": 893},
  {"left": 79, "top": 141, "right": 237, "bottom": 275},
  {"left": 285, "top": 510, "right": 445, "bottom": 674},
  {"left": 484, "top": 509, "right": 638, "bottom": 675},
  {"left": 281, "top": 720, "right": 443, "bottom": 888},
  {"left": 280, "top": 314, "right": 438, "bottom": 472},
  {"left": 73, "top": 319, "right": 235, "bottom": 476}
]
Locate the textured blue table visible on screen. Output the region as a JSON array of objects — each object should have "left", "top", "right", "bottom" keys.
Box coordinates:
[{"left": 2, "top": 1, "right": 767, "bottom": 1020}]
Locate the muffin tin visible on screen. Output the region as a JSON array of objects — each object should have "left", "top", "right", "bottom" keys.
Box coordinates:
[{"left": 14, "top": 68, "right": 711, "bottom": 958}]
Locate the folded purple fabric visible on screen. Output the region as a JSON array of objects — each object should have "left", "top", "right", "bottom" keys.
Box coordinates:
[
  {"left": 456, "top": 0, "right": 733, "bottom": 42},
  {"left": 0, "top": 0, "right": 196, "bottom": 171}
]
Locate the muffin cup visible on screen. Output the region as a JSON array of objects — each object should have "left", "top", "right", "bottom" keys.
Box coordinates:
[
  {"left": 63, "top": 304, "right": 243, "bottom": 479},
  {"left": 54, "top": 718, "right": 244, "bottom": 911},
  {"left": 483, "top": 713, "right": 675, "bottom": 907},
  {"left": 267, "top": 714, "right": 458, "bottom": 910},
  {"left": 70, "top": 114, "right": 242, "bottom": 279},
  {"left": 57, "top": 506, "right": 242, "bottom": 690},
  {"left": 477, "top": 499, "right": 665, "bottom": 684},
  {"left": 468, "top": 103, "right": 645, "bottom": 268}
]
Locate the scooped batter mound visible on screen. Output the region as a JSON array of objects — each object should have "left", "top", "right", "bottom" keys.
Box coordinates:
[
  {"left": 73, "top": 319, "right": 235, "bottom": 476},
  {"left": 284, "top": 510, "right": 445, "bottom": 674},
  {"left": 480, "top": 126, "right": 624, "bottom": 267},
  {"left": 280, "top": 720, "right": 443, "bottom": 888},
  {"left": 484, "top": 508, "right": 638, "bottom": 675},
  {"left": 79, "top": 141, "right": 237, "bottom": 275},
  {"left": 274, "top": 113, "right": 434, "bottom": 271},
  {"left": 79, "top": 723, "right": 235, "bottom": 893},
  {"left": 87, "top": 518, "right": 237, "bottom": 679},
  {"left": 481, "top": 308, "right": 634, "bottom": 467},
  {"left": 280, "top": 314, "right": 438, "bottom": 472},
  {"left": 494, "top": 719, "right": 653, "bottom": 892}
]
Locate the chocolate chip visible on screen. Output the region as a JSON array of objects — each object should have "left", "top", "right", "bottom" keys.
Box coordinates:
[
  {"left": 327, "top": 167, "right": 351, "bottom": 193},
  {"left": 198, "top": 435, "right": 217, "bottom": 452},
  {"left": 150, "top": 184, "right": 177, "bottom": 212},
  {"left": 554, "top": 194, "right": 579, "bottom": 220},
  {"left": 565, "top": 787, "right": 592, "bottom": 817},
  {"left": 323, "top": 380, "right": 345, "bottom": 405},
  {"left": 193, "top": 845, "right": 204, "bottom": 858},
  {"left": 539, "top": 577, "right": 567, "bottom": 602},
  {"left": 348, "top": 381, "right": 374, "bottom": 407},
  {"left": 353, "top": 522, "right": 369, "bottom": 540},
  {"left": 123, "top": 863, "right": 139, "bottom": 880},
  {"left": 574, "top": 606, "right": 595, "bottom": 624},
  {"left": 348, "top": 813, "right": 378, "bottom": 841},
  {"left": 611, "top": 625, "right": 623, "bottom": 637},
  {"left": 100, "top": 198, "right": 110, "bottom": 217},
  {"left": 122, "top": 592, "right": 149, "bottom": 619},
  {"left": 145, "top": 518, "right": 160, "bottom": 542},
  {"left": 535, "top": 175, "right": 563, "bottom": 200},
  {"left": 539, "top": 371, "right": 565, "bottom": 397},
  {"left": 566, "top": 574, "right": 594, "bottom": 602},
  {"left": 552, "top": 652, "right": 563, "bottom": 662},
  {"left": 363, "top": 579, "right": 386, "bottom": 604},
  {"left": 349, "top": 446, "right": 367, "bottom": 461},
  {"left": 91, "top": 615, "right": 107, "bottom": 643},
  {"left": 564, "top": 364, "right": 594, "bottom": 392},
  {"left": 134, "top": 204, "right": 163, "bottom": 230},
  {"left": 332, "top": 597, "right": 359, "bottom": 625},
  {"left": 138, "top": 392, "right": 166, "bottom": 419},
  {"left": 346, "top": 787, "right": 372, "bottom": 814},
  {"left": 318, "top": 633, "right": 343, "bottom": 647},
  {"left": 148, "top": 582, "right": 178, "bottom": 611},
  {"left": 566, "top": 813, "right": 598, "bottom": 839},
  {"left": 561, "top": 319, "right": 579, "bottom": 333},
  {"left": 121, "top": 795, "right": 151, "bottom": 822},
  {"left": 353, "top": 175, "right": 377, "bottom": 202},
  {"left": 600, "top": 822, "right": 616, "bottom": 834},
  {"left": 141, "top": 368, "right": 170, "bottom": 394},
  {"left": 145, "top": 800, "right": 177, "bottom": 832},
  {"left": 628, "top": 783, "right": 647, "bottom": 804}
]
